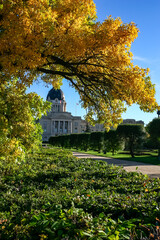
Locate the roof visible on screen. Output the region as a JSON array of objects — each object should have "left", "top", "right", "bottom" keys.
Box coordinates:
[{"left": 46, "top": 88, "right": 64, "bottom": 100}]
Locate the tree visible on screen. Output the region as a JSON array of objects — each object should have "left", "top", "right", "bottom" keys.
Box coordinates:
[
  {"left": 146, "top": 118, "right": 160, "bottom": 159},
  {"left": 0, "top": 77, "right": 50, "bottom": 161},
  {"left": 0, "top": 0, "right": 157, "bottom": 129},
  {"left": 117, "top": 124, "right": 146, "bottom": 157},
  {"left": 104, "top": 129, "right": 124, "bottom": 155},
  {"left": 85, "top": 123, "right": 91, "bottom": 133}
]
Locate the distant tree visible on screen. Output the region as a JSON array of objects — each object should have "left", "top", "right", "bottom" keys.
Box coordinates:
[
  {"left": 117, "top": 124, "right": 146, "bottom": 157},
  {"left": 146, "top": 118, "right": 160, "bottom": 159},
  {"left": 104, "top": 130, "right": 124, "bottom": 155},
  {"left": 85, "top": 123, "right": 91, "bottom": 133}
]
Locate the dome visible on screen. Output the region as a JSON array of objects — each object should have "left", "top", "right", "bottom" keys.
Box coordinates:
[{"left": 47, "top": 88, "right": 64, "bottom": 100}]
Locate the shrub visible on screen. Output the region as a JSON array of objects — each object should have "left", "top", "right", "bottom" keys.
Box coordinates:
[
  {"left": 146, "top": 118, "right": 160, "bottom": 158},
  {"left": 77, "top": 133, "right": 90, "bottom": 151},
  {"left": 104, "top": 129, "right": 124, "bottom": 155},
  {"left": 90, "top": 132, "right": 104, "bottom": 152},
  {"left": 1, "top": 148, "right": 160, "bottom": 239}
]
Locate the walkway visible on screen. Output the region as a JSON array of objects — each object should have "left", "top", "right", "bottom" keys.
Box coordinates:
[{"left": 72, "top": 152, "right": 160, "bottom": 179}]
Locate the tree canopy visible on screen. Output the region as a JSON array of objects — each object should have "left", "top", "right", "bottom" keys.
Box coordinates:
[
  {"left": 146, "top": 118, "right": 160, "bottom": 156},
  {"left": 0, "top": 0, "right": 157, "bottom": 129},
  {"left": 104, "top": 129, "right": 124, "bottom": 155},
  {"left": 117, "top": 124, "right": 146, "bottom": 157}
]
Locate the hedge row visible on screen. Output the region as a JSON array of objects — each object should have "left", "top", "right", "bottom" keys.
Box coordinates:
[
  {"left": 49, "top": 132, "right": 102, "bottom": 152},
  {"left": 49, "top": 124, "right": 146, "bottom": 156},
  {"left": 49, "top": 130, "right": 124, "bottom": 154}
]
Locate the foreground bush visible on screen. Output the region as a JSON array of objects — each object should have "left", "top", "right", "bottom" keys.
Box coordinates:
[
  {"left": 0, "top": 78, "right": 50, "bottom": 162},
  {"left": 1, "top": 148, "right": 160, "bottom": 239}
]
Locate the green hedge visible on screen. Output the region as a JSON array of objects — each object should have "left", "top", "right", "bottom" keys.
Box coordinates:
[
  {"left": 49, "top": 124, "right": 148, "bottom": 156},
  {"left": 49, "top": 132, "right": 104, "bottom": 152},
  {"left": 1, "top": 148, "right": 160, "bottom": 239},
  {"left": 104, "top": 130, "right": 124, "bottom": 155},
  {"left": 90, "top": 132, "right": 104, "bottom": 152}
]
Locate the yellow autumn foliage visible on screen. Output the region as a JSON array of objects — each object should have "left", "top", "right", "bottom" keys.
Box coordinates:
[
  {"left": 0, "top": 0, "right": 158, "bottom": 129},
  {"left": 0, "top": 78, "right": 51, "bottom": 161}
]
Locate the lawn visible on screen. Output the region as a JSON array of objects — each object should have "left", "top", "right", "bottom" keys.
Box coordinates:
[
  {"left": 71, "top": 148, "right": 160, "bottom": 165},
  {"left": 1, "top": 147, "right": 160, "bottom": 239}
]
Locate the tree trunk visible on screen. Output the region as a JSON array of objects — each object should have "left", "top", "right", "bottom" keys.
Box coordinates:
[
  {"left": 130, "top": 145, "right": 134, "bottom": 158},
  {"left": 158, "top": 149, "right": 160, "bottom": 160}
]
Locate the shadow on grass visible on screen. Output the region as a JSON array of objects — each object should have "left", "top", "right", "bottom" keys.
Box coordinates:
[{"left": 115, "top": 153, "right": 160, "bottom": 165}]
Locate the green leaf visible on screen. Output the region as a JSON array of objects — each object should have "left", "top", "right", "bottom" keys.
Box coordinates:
[
  {"left": 99, "top": 212, "right": 105, "bottom": 218},
  {"left": 82, "top": 231, "right": 93, "bottom": 237}
]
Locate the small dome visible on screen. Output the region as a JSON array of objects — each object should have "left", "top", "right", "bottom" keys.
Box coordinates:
[{"left": 47, "top": 88, "right": 64, "bottom": 100}]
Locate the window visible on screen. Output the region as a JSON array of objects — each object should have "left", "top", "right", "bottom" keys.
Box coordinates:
[
  {"left": 64, "top": 121, "right": 68, "bottom": 134},
  {"left": 55, "top": 121, "right": 58, "bottom": 133},
  {"left": 74, "top": 128, "right": 78, "bottom": 133},
  {"left": 43, "top": 121, "right": 47, "bottom": 132},
  {"left": 52, "top": 121, "right": 54, "bottom": 133},
  {"left": 65, "top": 121, "right": 68, "bottom": 129},
  {"left": 52, "top": 105, "right": 55, "bottom": 112},
  {"left": 60, "top": 121, "right": 63, "bottom": 133}
]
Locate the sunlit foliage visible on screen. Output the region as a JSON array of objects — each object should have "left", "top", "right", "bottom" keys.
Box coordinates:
[
  {"left": 0, "top": 76, "right": 51, "bottom": 161},
  {"left": 0, "top": 0, "right": 157, "bottom": 129}
]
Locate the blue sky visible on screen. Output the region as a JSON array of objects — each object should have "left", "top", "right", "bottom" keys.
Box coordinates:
[{"left": 28, "top": 0, "right": 160, "bottom": 125}]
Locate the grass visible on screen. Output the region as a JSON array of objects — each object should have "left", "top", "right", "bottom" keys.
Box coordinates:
[
  {"left": 70, "top": 148, "right": 160, "bottom": 165},
  {"left": 44, "top": 144, "right": 160, "bottom": 165}
]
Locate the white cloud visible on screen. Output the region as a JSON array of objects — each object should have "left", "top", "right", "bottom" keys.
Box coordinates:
[{"left": 132, "top": 55, "right": 149, "bottom": 62}]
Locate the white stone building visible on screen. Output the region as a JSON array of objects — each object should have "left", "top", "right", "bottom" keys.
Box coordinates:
[
  {"left": 122, "top": 119, "right": 144, "bottom": 125},
  {"left": 39, "top": 88, "right": 104, "bottom": 141}
]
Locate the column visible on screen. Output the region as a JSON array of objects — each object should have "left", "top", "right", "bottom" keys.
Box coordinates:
[
  {"left": 52, "top": 121, "right": 55, "bottom": 135},
  {"left": 58, "top": 121, "right": 60, "bottom": 134},
  {"left": 50, "top": 120, "right": 52, "bottom": 135},
  {"left": 68, "top": 121, "right": 72, "bottom": 134},
  {"left": 63, "top": 121, "right": 65, "bottom": 134},
  {"left": 66, "top": 121, "right": 68, "bottom": 134},
  {"left": 71, "top": 121, "right": 72, "bottom": 134}
]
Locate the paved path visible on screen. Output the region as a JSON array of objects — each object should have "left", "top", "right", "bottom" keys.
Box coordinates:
[{"left": 72, "top": 152, "right": 160, "bottom": 179}]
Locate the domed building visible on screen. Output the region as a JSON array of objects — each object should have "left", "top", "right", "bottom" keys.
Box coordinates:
[
  {"left": 40, "top": 88, "right": 105, "bottom": 141},
  {"left": 47, "top": 88, "right": 66, "bottom": 113},
  {"left": 39, "top": 88, "right": 84, "bottom": 141}
]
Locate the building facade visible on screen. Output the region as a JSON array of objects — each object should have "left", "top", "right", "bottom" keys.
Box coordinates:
[
  {"left": 39, "top": 88, "right": 145, "bottom": 141},
  {"left": 39, "top": 88, "right": 104, "bottom": 141},
  {"left": 122, "top": 119, "right": 144, "bottom": 125}
]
